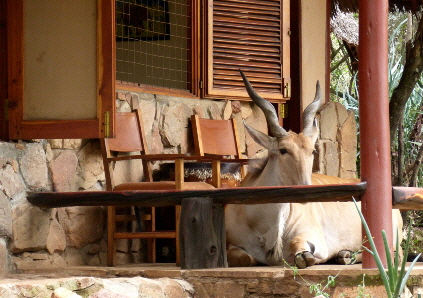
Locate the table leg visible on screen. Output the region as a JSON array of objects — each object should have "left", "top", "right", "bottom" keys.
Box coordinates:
[{"left": 180, "top": 197, "right": 228, "bottom": 269}]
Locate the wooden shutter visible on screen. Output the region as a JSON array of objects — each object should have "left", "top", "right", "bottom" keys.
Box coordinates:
[
  {"left": 7, "top": 0, "right": 115, "bottom": 140},
  {"left": 204, "top": 0, "right": 290, "bottom": 101}
]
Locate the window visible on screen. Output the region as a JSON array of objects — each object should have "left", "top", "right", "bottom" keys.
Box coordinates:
[
  {"left": 116, "top": 0, "right": 291, "bottom": 102},
  {"left": 5, "top": 0, "right": 290, "bottom": 141},
  {"left": 7, "top": 0, "right": 115, "bottom": 140}
]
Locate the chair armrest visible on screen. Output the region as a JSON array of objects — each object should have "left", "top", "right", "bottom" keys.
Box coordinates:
[{"left": 107, "top": 154, "right": 188, "bottom": 162}]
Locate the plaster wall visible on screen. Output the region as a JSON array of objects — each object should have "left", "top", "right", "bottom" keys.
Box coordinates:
[{"left": 301, "top": 0, "right": 328, "bottom": 110}]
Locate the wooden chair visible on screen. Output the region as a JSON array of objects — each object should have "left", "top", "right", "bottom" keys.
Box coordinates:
[
  {"left": 190, "top": 115, "right": 248, "bottom": 188},
  {"left": 101, "top": 109, "right": 215, "bottom": 266}
]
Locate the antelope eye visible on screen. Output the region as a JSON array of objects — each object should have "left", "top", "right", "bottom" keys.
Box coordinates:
[{"left": 279, "top": 149, "right": 288, "bottom": 155}]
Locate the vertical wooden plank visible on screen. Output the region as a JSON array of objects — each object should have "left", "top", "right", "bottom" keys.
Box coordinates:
[
  {"left": 175, "top": 158, "right": 185, "bottom": 190},
  {"left": 191, "top": 115, "right": 204, "bottom": 156},
  {"left": 212, "top": 160, "right": 221, "bottom": 188},
  {"left": 180, "top": 197, "right": 227, "bottom": 269},
  {"left": 0, "top": 0, "right": 8, "bottom": 140},
  {"left": 98, "top": 0, "right": 116, "bottom": 138},
  {"left": 7, "top": 0, "right": 23, "bottom": 139},
  {"left": 282, "top": 0, "right": 291, "bottom": 100},
  {"left": 175, "top": 205, "right": 181, "bottom": 265},
  {"left": 107, "top": 206, "right": 117, "bottom": 266}
]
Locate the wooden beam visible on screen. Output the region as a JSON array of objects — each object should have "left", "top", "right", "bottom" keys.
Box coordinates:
[{"left": 27, "top": 182, "right": 367, "bottom": 208}]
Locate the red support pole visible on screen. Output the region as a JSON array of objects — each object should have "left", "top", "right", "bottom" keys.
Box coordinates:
[{"left": 358, "top": 0, "right": 393, "bottom": 268}]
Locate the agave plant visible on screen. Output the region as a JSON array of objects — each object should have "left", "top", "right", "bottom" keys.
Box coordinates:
[{"left": 353, "top": 198, "right": 420, "bottom": 298}]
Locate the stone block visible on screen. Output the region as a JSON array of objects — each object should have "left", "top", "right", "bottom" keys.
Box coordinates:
[
  {"left": 338, "top": 112, "right": 358, "bottom": 178},
  {"left": 77, "top": 142, "right": 104, "bottom": 191},
  {"left": 240, "top": 101, "right": 253, "bottom": 119},
  {"left": 161, "top": 103, "right": 193, "bottom": 147},
  {"left": 223, "top": 101, "right": 232, "bottom": 120},
  {"left": 160, "top": 278, "right": 192, "bottom": 298},
  {"left": 20, "top": 144, "right": 49, "bottom": 191},
  {"left": 51, "top": 151, "right": 78, "bottom": 192},
  {"left": 231, "top": 101, "right": 241, "bottom": 114},
  {"left": 335, "top": 101, "right": 350, "bottom": 127},
  {"left": 319, "top": 102, "right": 338, "bottom": 141},
  {"left": 48, "top": 139, "right": 64, "bottom": 149},
  {"left": 62, "top": 139, "right": 83, "bottom": 150},
  {"left": 47, "top": 218, "right": 67, "bottom": 254},
  {"left": 111, "top": 158, "right": 144, "bottom": 186},
  {"left": 139, "top": 100, "right": 157, "bottom": 133},
  {"left": 244, "top": 104, "right": 267, "bottom": 157},
  {"left": 0, "top": 192, "right": 12, "bottom": 237},
  {"left": 208, "top": 103, "right": 222, "bottom": 120},
  {"left": 63, "top": 248, "right": 84, "bottom": 266},
  {"left": 58, "top": 206, "right": 104, "bottom": 249},
  {"left": 338, "top": 111, "right": 358, "bottom": 153},
  {"left": 51, "top": 287, "right": 83, "bottom": 298},
  {"left": 0, "top": 238, "right": 7, "bottom": 277},
  {"left": 0, "top": 164, "right": 26, "bottom": 198},
  {"left": 11, "top": 203, "right": 51, "bottom": 253},
  {"left": 193, "top": 104, "right": 206, "bottom": 119},
  {"left": 147, "top": 121, "right": 164, "bottom": 154},
  {"left": 323, "top": 141, "right": 339, "bottom": 177}
]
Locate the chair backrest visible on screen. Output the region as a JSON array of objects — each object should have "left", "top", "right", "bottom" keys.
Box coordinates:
[
  {"left": 106, "top": 110, "right": 148, "bottom": 153},
  {"left": 191, "top": 115, "right": 243, "bottom": 158},
  {"left": 101, "top": 109, "right": 152, "bottom": 190}
]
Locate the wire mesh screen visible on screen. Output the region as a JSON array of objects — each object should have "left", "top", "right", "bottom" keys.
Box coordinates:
[{"left": 116, "top": 0, "right": 191, "bottom": 91}]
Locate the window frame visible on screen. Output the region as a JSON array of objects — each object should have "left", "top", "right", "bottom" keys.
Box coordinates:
[
  {"left": 202, "top": 0, "right": 291, "bottom": 102},
  {"left": 115, "top": 0, "right": 291, "bottom": 103},
  {"left": 7, "top": 0, "right": 115, "bottom": 140}
]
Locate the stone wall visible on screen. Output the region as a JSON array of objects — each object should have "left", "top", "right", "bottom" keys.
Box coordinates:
[{"left": 0, "top": 91, "right": 357, "bottom": 276}]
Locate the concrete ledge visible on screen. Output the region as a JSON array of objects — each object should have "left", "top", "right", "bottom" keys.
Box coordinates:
[{"left": 4, "top": 263, "right": 423, "bottom": 297}]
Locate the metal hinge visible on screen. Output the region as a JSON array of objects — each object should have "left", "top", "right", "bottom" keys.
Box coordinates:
[
  {"left": 287, "top": 28, "right": 291, "bottom": 37},
  {"left": 280, "top": 103, "right": 288, "bottom": 119},
  {"left": 283, "top": 78, "right": 291, "bottom": 98},
  {"left": 199, "top": 80, "right": 203, "bottom": 89},
  {"left": 104, "top": 111, "right": 110, "bottom": 138}
]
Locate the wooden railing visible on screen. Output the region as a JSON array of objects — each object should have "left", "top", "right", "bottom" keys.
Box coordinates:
[{"left": 27, "top": 183, "right": 423, "bottom": 269}]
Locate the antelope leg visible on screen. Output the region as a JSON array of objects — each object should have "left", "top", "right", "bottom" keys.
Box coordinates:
[{"left": 227, "top": 245, "right": 258, "bottom": 267}]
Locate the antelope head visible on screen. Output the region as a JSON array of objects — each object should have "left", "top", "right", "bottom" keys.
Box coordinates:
[{"left": 240, "top": 70, "right": 322, "bottom": 186}]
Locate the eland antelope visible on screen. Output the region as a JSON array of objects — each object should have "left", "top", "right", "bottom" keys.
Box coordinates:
[{"left": 225, "top": 70, "right": 403, "bottom": 268}]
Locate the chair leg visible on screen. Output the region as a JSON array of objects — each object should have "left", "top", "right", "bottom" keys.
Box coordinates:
[
  {"left": 175, "top": 205, "right": 181, "bottom": 266},
  {"left": 149, "top": 207, "right": 156, "bottom": 263},
  {"left": 107, "top": 206, "right": 117, "bottom": 266}
]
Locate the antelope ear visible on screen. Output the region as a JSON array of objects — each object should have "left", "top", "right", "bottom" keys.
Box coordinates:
[{"left": 244, "top": 121, "right": 273, "bottom": 148}]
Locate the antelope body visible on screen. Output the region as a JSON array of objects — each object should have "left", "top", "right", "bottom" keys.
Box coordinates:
[{"left": 225, "top": 71, "right": 403, "bottom": 268}]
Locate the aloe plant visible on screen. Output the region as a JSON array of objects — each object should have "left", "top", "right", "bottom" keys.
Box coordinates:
[{"left": 353, "top": 198, "right": 420, "bottom": 297}]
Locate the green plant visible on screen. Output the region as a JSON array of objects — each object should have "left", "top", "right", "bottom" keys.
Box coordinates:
[
  {"left": 283, "top": 260, "right": 339, "bottom": 298},
  {"left": 353, "top": 198, "right": 421, "bottom": 298},
  {"left": 356, "top": 274, "right": 371, "bottom": 298}
]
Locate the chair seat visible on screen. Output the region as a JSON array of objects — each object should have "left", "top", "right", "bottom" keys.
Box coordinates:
[{"left": 113, "top": 181, "right": 215, "bottom": 191}]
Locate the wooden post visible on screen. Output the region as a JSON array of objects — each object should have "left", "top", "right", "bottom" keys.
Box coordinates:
[
  {"left": 180, "top": 197, "right": 227, "bottom": 269},
  {"left": 359, "top": 0, "right": 392, "bottom": 268}
]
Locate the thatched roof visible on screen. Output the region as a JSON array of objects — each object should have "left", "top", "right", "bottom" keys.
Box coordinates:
[
  {"left": 332, "top": 0, "right": 423, "bottom": 16},
  {"left": 331, "top": 8, "right": 358, "bottom": 45}
]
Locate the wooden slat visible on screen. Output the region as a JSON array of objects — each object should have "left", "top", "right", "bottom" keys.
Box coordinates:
[
  {"left": 114, "top": 231, "right": 176, "bottom": 239},
  {"left": 205, "top": 0, "right": 285, "bottom": 100},
  {"left": 393, "top": 186, "right": 423, "bottom": 210},
  {"left": 27, "top": 183, "right": 367, "bottom": 208},
  {"left": 115, "top": 214, "right": 152, "bottom": 221}
]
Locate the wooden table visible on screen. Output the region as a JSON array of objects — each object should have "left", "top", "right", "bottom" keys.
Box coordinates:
[{"left": 27, "top": 183, "right": 371, "bottom": 269}]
